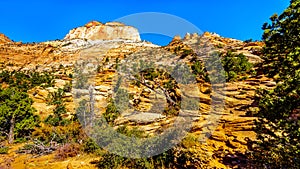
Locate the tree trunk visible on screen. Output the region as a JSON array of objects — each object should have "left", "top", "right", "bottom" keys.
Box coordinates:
[
  {"left": 83, "top": 109, "right": 86, "bottom": 128},
  {"left": 89, "top": 85, "right": 95, "bottom": 127},
  {"left": 8, "top": 116, "right": 15, "bottom": 144}
]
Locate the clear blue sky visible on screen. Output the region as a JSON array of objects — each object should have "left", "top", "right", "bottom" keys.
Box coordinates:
[{"left": 0, "top": 0, "right": 289, "bottom": 45}]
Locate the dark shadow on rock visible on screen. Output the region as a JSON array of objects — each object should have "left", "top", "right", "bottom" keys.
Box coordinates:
[{"left": 213, "top": 148, "right": 257, "bottom": 169}]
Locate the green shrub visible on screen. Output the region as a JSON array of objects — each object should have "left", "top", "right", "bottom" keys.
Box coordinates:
[
  {"left": 0, "top": 70, "right": 55, "bottom": 91},
  {"left": 216, "top": 43, "right": 224, "bottom": 48},
  {"left": 116, "top": 125, "right": 145, "bottom": 138},
  {"left": 174, "top": 46, "right": 182, "bottom": 54},
  {"left": 96, "top": 65, "right": 103, "bottom": 73},
  {"left": 227, "top": 71, "right": 237, "bottom": 80},
  {"left": 221, "top": 52, "right": 253, "bottom": 81},
  {"left": 83, "top": 138, "right": 100, "bottom": 154},
  {"left": 191, "top": 60, "right": 209, "bottom": 81},
  {"left": 192, "top": 51, "right": 253, "bottom": 82},
  {"left": 97, "top": 146, "right": 209, "bottom": 169},
  {"left": 180, "top": 49, "right": 193, "bottom": 58},
  {"left": 244, "top": 39, "right": 253, "bottom": 43},
  {"left": 63, "top": 82, "right": 72, "bottom": 92},
  {"left": 102, "top": 99, "right": 120, "bottom": 125},
  {"left": 0, "top": 145, "right": 9, "bottom": 154}
]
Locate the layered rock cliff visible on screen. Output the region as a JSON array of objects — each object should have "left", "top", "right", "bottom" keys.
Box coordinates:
[{"left": 64, "top": 21, "right": 141, "bottom": 41}]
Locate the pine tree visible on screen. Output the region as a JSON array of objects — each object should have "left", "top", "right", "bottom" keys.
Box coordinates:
[
  {"left": 251, "top": 0, "right": 300, "bottom": 167},
  {"left": 0, "top": 87, "right": 40, "bottom": 144}
]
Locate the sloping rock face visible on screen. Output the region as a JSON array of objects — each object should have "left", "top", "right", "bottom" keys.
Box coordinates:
[
  {"left": 64, "top": 21, "right": 141, "bottom": 41},
  {"left": 183, "top": 32, "right": 264, "bottom": 63},
  {"left": 0, "top": 33, "right": 12, "bottom": 44},
  {"left": 0, "top": 29, "right": 274, "bottom": 168}
]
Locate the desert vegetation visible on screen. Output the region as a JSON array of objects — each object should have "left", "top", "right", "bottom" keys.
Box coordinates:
[
  {"left": 0, "top": 1, "right": 299, "bottom": 168},
  {"left": 248, "top": 0, "right": 300, "bottom": 167}
]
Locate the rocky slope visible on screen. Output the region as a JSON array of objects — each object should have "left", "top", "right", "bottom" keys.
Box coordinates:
[
  {"left": 0, "top": 22, "right": 275, "bottom": 169},
  {"left": 0, "top": 33, "right": 12, "bottom": 44}
]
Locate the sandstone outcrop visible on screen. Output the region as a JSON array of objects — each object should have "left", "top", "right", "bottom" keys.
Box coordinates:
[
  {"left": 183, "top": 32, "right": 264, "bottom": 63},
  {"left": 0, "top": 33, "right": 12, "bottom": 44},
  {"left": 64, "top": 21, "right": 141, "bottom": 41}
]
